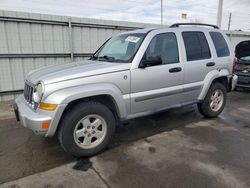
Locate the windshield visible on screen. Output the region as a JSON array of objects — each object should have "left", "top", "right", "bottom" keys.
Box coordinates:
[{"left": 92, "top": 33, "right": 146, "bottom": 63}]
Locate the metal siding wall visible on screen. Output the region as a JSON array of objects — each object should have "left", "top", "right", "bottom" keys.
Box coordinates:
[
  {"left": 1, "top": 10, "right": 250, "bottom": 101},
  {"left": 227, "top": 34, "right": 250, "bottom": 48},
  {"left": 0, "top": 10, "right": 156, "bottom": 101},
  {"left": 0, "top": 58, "right": 13, "bottom": 91}
]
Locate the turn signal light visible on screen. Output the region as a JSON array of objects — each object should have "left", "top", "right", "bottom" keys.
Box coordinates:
[
  {"left": 39, "top": 102, "right": 58, "bottom": 111},
  {"left": 42, "top": 121, "right": 50, "bottom": 129}
]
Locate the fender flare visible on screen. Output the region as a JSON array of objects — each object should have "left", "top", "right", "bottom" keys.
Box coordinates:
[
  {"left": 44, "top": 83, "right": 128, "bottom": 118},
  {"left": 198, "top": 69, "right": 230, "bottom": 100},
  {"left": 44, "top": 83, "right": 128, "bottom": 137}
]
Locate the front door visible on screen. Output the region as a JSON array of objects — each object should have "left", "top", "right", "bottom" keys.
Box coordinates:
[{"left": 130, "top": 32, "right": 184, "bottom": 114}]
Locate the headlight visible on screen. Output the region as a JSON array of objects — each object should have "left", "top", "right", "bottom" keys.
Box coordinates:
[{"left": 33, "top": 82, "right": 44, "bottom": 103}]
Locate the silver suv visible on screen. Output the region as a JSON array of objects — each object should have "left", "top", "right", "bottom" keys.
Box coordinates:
[{"left": 14, "top": 23, "right": 238, "bottom": 157}]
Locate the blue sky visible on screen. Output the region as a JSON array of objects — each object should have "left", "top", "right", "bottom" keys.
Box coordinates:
[{"left": 0, "top": 0, "right": 250, "bottom": 30}]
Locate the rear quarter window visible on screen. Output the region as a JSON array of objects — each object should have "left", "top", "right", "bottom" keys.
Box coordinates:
[{"left": 209, "top": 32, "right": 230, "bottom": 57}]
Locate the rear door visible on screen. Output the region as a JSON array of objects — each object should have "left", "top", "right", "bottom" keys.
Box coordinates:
[{"left": 181, "top": 31, "right": 214, "bottom": 103}]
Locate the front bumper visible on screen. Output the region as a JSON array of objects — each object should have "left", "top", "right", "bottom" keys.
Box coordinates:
[
  {"left": 14, "top": 95, "right": 51, "bottom": 136},
  {"left": 236, "top": 74, "right": 250, "bottom": 88}
]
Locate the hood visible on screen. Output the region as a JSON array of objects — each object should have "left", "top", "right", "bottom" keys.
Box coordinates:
[
  {"left": 26, "top": 60, "right": 130, "bottom": 84},
  {"left": 235, "top": 40, "right": 250, "bottom": 59}
]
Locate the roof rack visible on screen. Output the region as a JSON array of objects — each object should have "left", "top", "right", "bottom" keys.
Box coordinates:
[{"left": 170, "top": 23, "right": 219, "bottom": 29}]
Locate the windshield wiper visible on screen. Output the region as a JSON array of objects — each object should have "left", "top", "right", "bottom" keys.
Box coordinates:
[
  {"left": 89, "top": 54, "right": 97, "bottom": 60},
  {"left": 97, "top": 55, "right": 115, "bottom": 62}
]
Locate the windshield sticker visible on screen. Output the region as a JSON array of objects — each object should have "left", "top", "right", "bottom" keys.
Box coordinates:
[{"left": 125, "top": 36, "right": 141, "bottom": 43}]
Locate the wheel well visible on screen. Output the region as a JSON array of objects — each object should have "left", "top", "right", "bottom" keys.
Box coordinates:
[
  {"left": 64, "top": 95, "right": 120, "bottom": 120},
  {"left": 55, "top": 95, "right": 120, "bottom": 135},
  {"left": 212, "top": 76, "right": 230, "bottom": 92}
]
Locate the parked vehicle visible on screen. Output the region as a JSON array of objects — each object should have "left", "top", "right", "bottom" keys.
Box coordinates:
[
  {"left": 14, "top": 23, "right": 238, "bottom": 157},
  {"left": 234, "top": 40, "right": 250, "bottom": 89}
]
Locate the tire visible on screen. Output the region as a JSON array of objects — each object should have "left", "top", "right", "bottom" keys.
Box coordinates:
[
  {"left": 58, "top": 101, "right": 116, "bottom": 157},
  {"left": 197, "top": 82, "right": 227, "bottom": 118}
]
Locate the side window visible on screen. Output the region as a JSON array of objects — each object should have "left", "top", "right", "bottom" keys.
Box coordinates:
[
  {"left": 143, "top": 33, "right": 179, "bottom": 64},
  {"left": 209, "top": 32, "right": 230, "bottom": 57},
  {"left": 182, "top": 32, "right": 211, "bottom": 61}
]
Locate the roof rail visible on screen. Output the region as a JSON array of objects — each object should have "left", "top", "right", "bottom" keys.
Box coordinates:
[{"left": 170, "top": 23, "right": 219, "bottom": 29}]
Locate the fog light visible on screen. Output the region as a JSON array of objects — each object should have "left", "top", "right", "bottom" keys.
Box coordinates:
[
  {"left": 39, "top": 102, "right": 58, "bottom": 111},
  {"left": 42, "top": 121, "right": 50, "bottom": 129}
]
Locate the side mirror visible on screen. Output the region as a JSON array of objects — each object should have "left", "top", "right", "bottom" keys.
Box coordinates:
[{"left": 139, "top": 55, "right": 162, "bottom": 68}]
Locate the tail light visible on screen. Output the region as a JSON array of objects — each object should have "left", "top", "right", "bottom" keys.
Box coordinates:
[{"left": 233, "top": 57, "right": 238, "bottom": 73}]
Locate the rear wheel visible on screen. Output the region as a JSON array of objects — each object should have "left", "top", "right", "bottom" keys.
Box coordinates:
[
  {"left": 198, "top": 82, "right": 226, "bottom": 118},
  {"left": 58, "top": 101, "right": 116, "bottom": 157}
]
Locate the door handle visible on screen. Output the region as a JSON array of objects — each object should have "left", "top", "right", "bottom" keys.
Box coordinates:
[
  {"left": 206, "top": 62, "right": 215, "bottom": 67},
  {"left": 169, "top": 67, "right": 182, "bottom": 73}
]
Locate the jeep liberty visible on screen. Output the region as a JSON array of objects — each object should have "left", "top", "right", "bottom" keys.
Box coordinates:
[{"left": 14, "top": 23, "right": 238, "bottom": 156}]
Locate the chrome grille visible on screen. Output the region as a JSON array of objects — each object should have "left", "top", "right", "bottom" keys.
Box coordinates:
[{"left": 24, "top": 82, "right": 34, "bottom": 104}]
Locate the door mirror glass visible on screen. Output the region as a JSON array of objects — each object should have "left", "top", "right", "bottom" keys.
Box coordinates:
[{"left": 140, "top": 55, "right": 162, "bottom": 68}]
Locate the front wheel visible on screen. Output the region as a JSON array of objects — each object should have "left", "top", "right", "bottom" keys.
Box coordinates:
[
  {"left": 58, "top": 102, "right": 116, "bottom": 157},
  {"left": 198, "top": 82, "right": 227, "bottom": 118}
]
